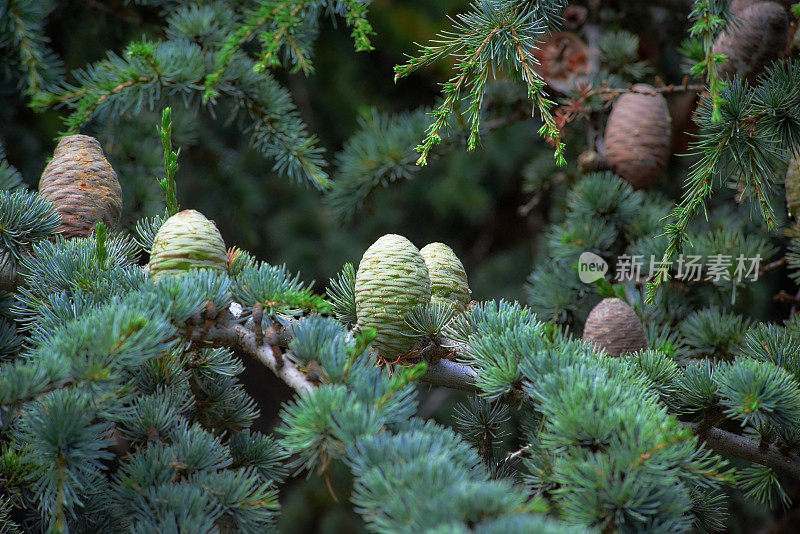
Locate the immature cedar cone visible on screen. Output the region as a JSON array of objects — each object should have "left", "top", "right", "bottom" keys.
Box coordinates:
[
  {"left": 38, "top": 135, "right": 122, "bottom": 238},
  {"left": 148, "top": 210, "right": 228, "bottom": 281},
  {"left": 355, "top": 234, "right": 431, "bottom": 360},
  {"left": 582, "top": 298, "right": 647, "bottom": 357},
  {"left": 786, "top": 156, "right": 800, "bottom": 220},
  {"left": 604, "top": 85, "right": 672, "bottom": 189},
  {"left": 420, "top": 242, "right": 471, "bottom": 313},
  {"left": 712, "top": 2, "right": 789, "bottom": 82}
]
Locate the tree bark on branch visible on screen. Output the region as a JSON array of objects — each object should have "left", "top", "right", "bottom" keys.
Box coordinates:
[
  {"left": 686, "top": 423, "right": 800, "bottom": 480},
  {"left": 192, "top": 313, "right": 800, "bottom": 481},
  {"left": 193, "top": 320, "right": 315, "bottom": 393}
]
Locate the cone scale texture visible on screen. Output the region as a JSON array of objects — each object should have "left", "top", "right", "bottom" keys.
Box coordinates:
[
  {"left": 148, "top": 210, "right": 228, "bottom": 281},
  {"left": 712, "top": 2, "right": 789, "bottom": 82},
  {"left": 420, "top": 242, "right": 471, "bottom": 313},
  {"left": 38, "top": 135, "right": 123, "bottom": 238},
  {"left": 583, "top": 298, "right": 647, "bottom": 357},
  {"left": 604, "top": 85, "right": 672, "bottom": 190},
  {"left": 355, "top": 234, "right": 431, "bottom": 360}
]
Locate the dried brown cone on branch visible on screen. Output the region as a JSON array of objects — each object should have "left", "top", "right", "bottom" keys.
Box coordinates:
[
  {"left": 603, "top": 84, "right": 672, "bottom": 190},
  {"left": 582, "top": 298, "right": 647, "bottom": 357},
  {"left": 712, "top": 2, "right": 789, "bottom": 82},
  {"left": 532, "top": 32, "right": 592, "bottom": 93},
  {"left": 38, "top": 135, "right": 123, "bottom": 238}
]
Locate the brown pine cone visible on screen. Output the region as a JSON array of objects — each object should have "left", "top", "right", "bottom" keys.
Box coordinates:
[
  {"left": 532, "top": 32, "right": 592, "bottom": 93},
  {"left": 583, "top": 298, "right": 648, "bottom": 357},
  {"left": 38, "top": 135, "right": 123, "bottom": 238},
  {"left": 730, "top": 0, "right": 794, "bottom": 15},
  {"left": 712, "top": 2, "right": 789, "bottom": 82},
  {"left": 604, "top": 84, "right": 672, "bottom": 190}
]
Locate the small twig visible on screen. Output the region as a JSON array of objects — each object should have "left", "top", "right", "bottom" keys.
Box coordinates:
[
  {"left": 774, "top": 290, "right": 799, "bottom": 306},
  {"left": 190, "top": 313, "right": 314, "bottom": 393},
  {"left": 519, "top": 172, "right": 568, "bottom": 216},
  {"left": 632, "top": 83, "right": 703, "bottom": 94},
  {"left": 480, "top": 103, "right": 530, "bottom": 133},
  {"left": 324, "top": 473, "right": 340, "bottom": 503},
  {"left": 252, "top": 303, "right": 264, "bottom": 345},
  {"left": 759, "top": 256, "right": 787, "bottom": 275},
  {"left": 415, "top": 336, "right": 454, "bottom": 363},
  {"left": 272, "top": 344, "right": 285, "bottom": 369},
  {"left": 694, "top": 405, "right": 725, "bottom": 438},
  {"left": 504, "top": 444, "right": 532, "bottom": 463},
  {"left": 305, "top": 360, "right": 324, "bottom": 385},
  {"left": 476, "top": 80, "right": 701, "bottom": 139},
  {"left": 202, "top": 301, "right": 216, "bottom": 334}
]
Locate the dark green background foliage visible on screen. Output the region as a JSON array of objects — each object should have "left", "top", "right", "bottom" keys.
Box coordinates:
[
  {"left": 0, "top": 0, "right": 703, "bottom": 302},
  {"left": 4, "top": 0, "right": 544, "bottom": 301},
  {"left": 3, "top": 0, "right": 800, "bottom": 532}
]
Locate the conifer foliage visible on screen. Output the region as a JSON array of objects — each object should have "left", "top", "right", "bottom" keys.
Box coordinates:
[{"left": 4, "top": 0, "right": 800, "bottom": 532}]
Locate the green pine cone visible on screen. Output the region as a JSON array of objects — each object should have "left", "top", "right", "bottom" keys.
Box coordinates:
[
  {"left": 355, "top": 234, "right": 431, "bottom": 360},
  {"left": 420, "top": 242, "right": 471, "bottom": 312},
  {"left": 148, "top": 209, "right": 227, "bottom": 281}
]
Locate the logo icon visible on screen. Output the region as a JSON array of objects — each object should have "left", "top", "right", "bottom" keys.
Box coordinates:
[{"left": 578, "top": 252, "right": 608, "bottom": 284}]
